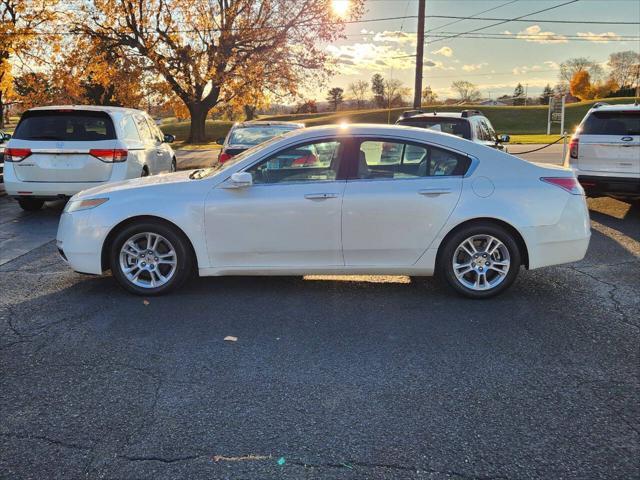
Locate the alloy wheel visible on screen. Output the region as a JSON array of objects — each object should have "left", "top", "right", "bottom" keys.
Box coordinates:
[
  {"left": 119, "top": 232, "right": 177, "bottom": 289},
  {"left": 452, "top": 234, "right": 511, "bottom": 291}
]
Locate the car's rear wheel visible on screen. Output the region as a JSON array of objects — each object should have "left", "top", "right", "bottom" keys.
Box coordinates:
[
  {"left": 18, "top": 198, "right": 44, "bottom": 211},
  {"left": 439, "top": 223, "right": 521, "bottom": 299},
  {"left": 170, "top": 158, "right": 177, "bottom": 172},
  {"left": 109, "top": 221, "right": 192, "bottom": 295}
]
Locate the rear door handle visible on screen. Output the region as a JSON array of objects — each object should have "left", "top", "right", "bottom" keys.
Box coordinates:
[
  {"left": 304, "top": 193, "right": 339, "bottom": 200},
  {"left": 156, "top": 150, "right": 163, "bottom": 155},
  {"left": 419, "top": 188, "right": 452, "bottom": 196}
]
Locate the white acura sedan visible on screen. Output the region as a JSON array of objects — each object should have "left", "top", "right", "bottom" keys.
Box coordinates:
[{"left": 56, "top": 124, "right": 591, "bottom": 298}]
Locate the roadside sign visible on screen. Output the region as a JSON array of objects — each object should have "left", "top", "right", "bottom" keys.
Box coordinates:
[{"left": 547, "top": 95, "right": 566, "bottom": 135}]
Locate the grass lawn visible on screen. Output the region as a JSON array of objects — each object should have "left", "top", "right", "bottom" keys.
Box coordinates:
[{"left": 508, "top": 134, "right": 565, "bottom": 144}]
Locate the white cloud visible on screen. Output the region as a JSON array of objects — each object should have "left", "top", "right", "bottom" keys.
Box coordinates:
[
  {"left": 512, "top": 64, "right": 544, "bottom": 75},
  {"left": 326, "top": 43, "right": 416, "bottom": 74},
  {"left": 543, "top": 60, "right": 560, "bottom": 69},
  {"left": 576, "top": 31, "right": 621, "bottom": 43},
  {"left": 506, "top": 25, "right": 568, "bottom": 44},
  {"left": 462, "top": 62, "right": 488, "bottom": 72},
  {"left": 372, "top": 30, "right": 417, "bottom": 45},
  {"left": 431, "top": 46, "right": 453, "bottom": 57}
]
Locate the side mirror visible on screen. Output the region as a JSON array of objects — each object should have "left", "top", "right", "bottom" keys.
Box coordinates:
[
  {"left": 498, "top": 134, "right": 510, "bottom": 143},
  {"left": 229, "top": 172, "right": 253, "bottom": 187},
  {"left": 163, "top": 133, "right": 175, "bottom": 143},
  {"left": 216, "top": 137, "right": 225, "bottom": 145},
  {"left": 1, "top": 133, "right": 10, "bottom": 142}
]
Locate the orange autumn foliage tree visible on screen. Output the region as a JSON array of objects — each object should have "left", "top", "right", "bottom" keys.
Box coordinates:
[
  {"left": 0, "top": 0, "right": 59, "bottom": 126},
  {"left": 80, "top": 0, "right": 364, "bottom": 143},
  {"left": 570, "top": 70, "right": 618, "bottom": 101}
]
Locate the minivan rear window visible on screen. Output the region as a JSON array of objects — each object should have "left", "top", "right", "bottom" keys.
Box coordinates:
[
  {"left": 13, "top": 110, "right": 116, "bottom": 141},
  {"left": 581, "top": 111, "right": 640, "bottom": 135}
]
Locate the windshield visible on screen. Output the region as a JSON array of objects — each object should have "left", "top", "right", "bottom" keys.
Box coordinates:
[
  {"left": 190, "top": 135, "right": 286, "bottom": 180},
  {"left": 14, "top": 110, "right": 116, "bottom": 141},
  {"left": 397, "top": 118, "right": 471, "bottom": 139},
  {"left": 228, "top": 125, "right": 298, "bottom": 146}
]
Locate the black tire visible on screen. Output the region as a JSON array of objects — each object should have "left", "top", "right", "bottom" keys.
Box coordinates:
[
  {"left": 109, "top": 220, "right": 193, "bottom": 295},
  {"left": 18, "top": 198, "right": 45, "bottom": 211},
  {"left": 171, "top": 158, "right": 177, "bottom": 172},
  {"left": 141, "top": 167, "right": 149, "bottom": 177},
  {"left": 438, "top": 222, "right": 521, "bottom": 299}
]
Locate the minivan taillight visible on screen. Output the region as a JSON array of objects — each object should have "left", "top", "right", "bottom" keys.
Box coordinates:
[
  {"left": 89, "top": 149, "right": 128, "bottom": 163},
  {"left": 541, "top": 177, "right": 583, "bottom": 195},
  {"left": 4, "top": 148, "right": 32, "bottom": 162},
  {"left": 569, "top": 137, "right": 579, "bottom": 159}
]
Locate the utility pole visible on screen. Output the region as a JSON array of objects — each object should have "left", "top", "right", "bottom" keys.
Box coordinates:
[{"left": 413, "top": 0, "right": 426, "bottom": 108}]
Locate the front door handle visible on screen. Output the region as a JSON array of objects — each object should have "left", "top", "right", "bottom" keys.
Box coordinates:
[
  {"left": 304, "top": 193, "right": 339, "bottom": 200},
  {"left": 419, "top": 188, "right": 452, "bottom": 196},
  {"left": 156, "top": 150, "right": 163, "bottom": 156}
]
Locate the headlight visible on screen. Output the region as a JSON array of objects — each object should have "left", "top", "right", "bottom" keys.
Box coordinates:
[{"left": 64, "top": 197, "right": 109, "bottom": 213}]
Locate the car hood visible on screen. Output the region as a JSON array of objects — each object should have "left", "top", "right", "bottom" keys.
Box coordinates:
[{"left": 73, "top": 170, "right": 195, "bottom": 199}]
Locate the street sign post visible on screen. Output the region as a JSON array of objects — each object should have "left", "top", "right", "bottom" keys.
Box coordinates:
[{"left": 547, "top": 95, "right": 566, "bottom": 135}]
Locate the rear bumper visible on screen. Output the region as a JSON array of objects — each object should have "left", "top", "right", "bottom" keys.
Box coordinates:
[
  {"left": 577, "top": 175, "right": 640, "bottom": 197},
  {"left": 522, "top": 194, "right": 591, "bottom": 270}
]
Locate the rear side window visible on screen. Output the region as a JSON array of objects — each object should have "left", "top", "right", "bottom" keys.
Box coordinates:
[
  {"left": 122, "top": 115, "right": 141, "bottom": 141},
  {"left": 356, "top": 139, "right": 471, "bottom": 179},
  {"left": 582, "top": 111, "right": 640, "bottom": 135},
  {"left": 13, "top": 110, "right": 116, "bottom": 141}
]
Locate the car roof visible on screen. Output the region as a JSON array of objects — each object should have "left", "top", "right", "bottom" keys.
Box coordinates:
[
  {"left": 401, "top": 112, "right": 466, "bottom": 119},
  {"left": 25, "top": 105, "right": 146, "bottom": 115},
  {"left": 589, "top": 103, "right": 640, "bottom": 112},
  {"left": 233, "top": 121, "right": 305, "bottom": 128}
]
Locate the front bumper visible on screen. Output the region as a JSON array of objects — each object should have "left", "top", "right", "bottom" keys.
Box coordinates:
[
  {"left": 56, "top": 210, "right": 110, "bottom": 274},
  {"left": 578, "top": 175, "right": 640, "bottom": 197}
]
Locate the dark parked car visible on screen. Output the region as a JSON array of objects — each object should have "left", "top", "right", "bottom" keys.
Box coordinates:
[
  {"left": 216, "top": 121, "right": 304, "bottom": 164},
  {"left": 396, "top": 110, "right": 510, "bottom": 151},
  {"left": 0, "top": 129, "right": 10, "bottom": 185}
]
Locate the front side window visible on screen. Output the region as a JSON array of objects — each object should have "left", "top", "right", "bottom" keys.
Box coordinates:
[
  {"left": 13, "top": 110, "right": 116, "bottom": 141},
  {"left": 355, "top": 139, "right": 470, "bottom": 179},
  {"left": 247, "top": 140, "right": 342, "bottom": 184},
  {"left": 481, "top": 118, "right": 497, "bottom": 140}
]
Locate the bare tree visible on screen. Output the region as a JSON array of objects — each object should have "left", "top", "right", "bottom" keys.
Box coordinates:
[
  {"left": 451, "top": 80, "right": 480, "bottom": 103},
  {"left": 383, "top": 79, "right": 410, "bottom": 107},
  {"left": 348, "top": 80, "right": 369, "bottom": 109},
  {"left": 608, "top": 51, "right": 640, "bottom": 89}
]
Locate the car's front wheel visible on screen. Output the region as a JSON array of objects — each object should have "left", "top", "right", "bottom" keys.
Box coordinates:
[
  {"left": 109, "top": 221, "right": 193, "bottom": 295},
  {"left": 439, "top": 223, "right": 521, "bottom": 299},
  {"left": 18, "top": 198, "right": 44, "bottom": 211}
]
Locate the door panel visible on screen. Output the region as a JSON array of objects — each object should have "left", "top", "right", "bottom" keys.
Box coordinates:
[
  {"left": 342, "top": 177, "right": 462, "bottom": 266},
  {"left": 205, "top": 181, "right": 346, "bottom": 267}
]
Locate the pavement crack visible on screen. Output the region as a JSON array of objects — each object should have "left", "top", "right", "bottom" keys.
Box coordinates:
[
  {"left": 120, "top": 454, "right": 203, "bottom": 463},
  {"left": 0, "top": 432, "right": 92, "bottom": 452}
]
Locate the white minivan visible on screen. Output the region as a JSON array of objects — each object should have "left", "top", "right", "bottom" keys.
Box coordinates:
[
  {"left": 565, "top": 103, "right": 639, "bottom": 199},
  {"left": 3, "top": 105, "right": 177, "bottom": 210}
]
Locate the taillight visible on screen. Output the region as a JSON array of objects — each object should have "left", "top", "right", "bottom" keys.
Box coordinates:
[
  {"left": 4, "top": 148, "right": 32, "bottom": 162},
  {"left": 569, "top": 137, "right": 579, "bottom": 159},
  {"left": 89, "top": 149, "right": 128, "bottom": 163},
  {"left": 541, "top": 177, "right": 583, "bottom": 195},
  {"left": 218, "top": 152, "right": 232, "bottom": 164}
]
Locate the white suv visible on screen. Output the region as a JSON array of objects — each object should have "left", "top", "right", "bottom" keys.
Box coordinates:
[
  {"left": 4, "top": 105, "right": 177, "bottom": 210},
  {"left": 565, "top": 103, "right": 639, "bottom": 199}
]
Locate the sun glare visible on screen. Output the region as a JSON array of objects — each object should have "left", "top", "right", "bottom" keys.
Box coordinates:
[{"left": 332, "top": 0, "right": 350, "bottom": 18}]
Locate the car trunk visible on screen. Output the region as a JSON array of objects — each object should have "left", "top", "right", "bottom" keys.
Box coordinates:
[
  {"left": 578, "top": 110, "right": 640, "bottom": 174},
  {"left": 11, "top": 109, "right": 119, "bottom": 183},
  {"left": 578, "top": 135, "right": 640, "bottom": 174},
  {"left": 13, "top": 141, "right": 117, "bottom": 182}
]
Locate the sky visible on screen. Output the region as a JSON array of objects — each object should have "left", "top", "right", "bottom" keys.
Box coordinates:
[{"left": 318, "top": 0, "right": 640, "bottom": 100}]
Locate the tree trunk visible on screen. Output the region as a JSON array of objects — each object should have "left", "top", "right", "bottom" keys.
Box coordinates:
[
  {"left": 0, "top": 94, "right": 4, "bottom": 129},
  {"left": 187, "top": 103, "right": 210, "bottom": 143}
]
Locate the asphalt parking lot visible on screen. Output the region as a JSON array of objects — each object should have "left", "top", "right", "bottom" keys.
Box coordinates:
[{"left": 1, "top": 169, "right": 638, "bottom": 478}]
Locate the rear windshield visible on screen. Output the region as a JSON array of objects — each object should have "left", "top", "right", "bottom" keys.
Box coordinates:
[
  {"left": 582, "top": 111, "right": 640, "bottom": 135},
  {"left": 397, "top": 118, "right": 471, "bottom": 139},
  {"left": 13, "top": 110, "right": 116, "bottom": 141},
  {"left": 228, "top": 125, "right": 299, "bottom": 146}
]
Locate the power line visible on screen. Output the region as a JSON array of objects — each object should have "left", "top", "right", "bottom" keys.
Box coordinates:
[
  {"left": 426, "top": 0, "right": 519, "bottom": 33},
  {"left": 428, "top": 0, "right": 581, "bottom": 45}
]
